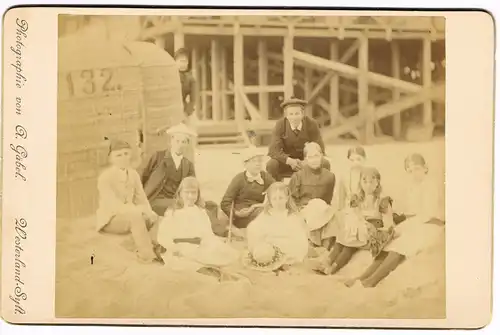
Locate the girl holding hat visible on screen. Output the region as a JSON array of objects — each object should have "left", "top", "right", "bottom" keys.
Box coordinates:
[
  {"left": 316, "top": 167, "right": 396, "bottom": 276},
  {"left": 96, "top": 139, "right": 164, "bottom": 265},
  {"left": 220, "top": 146, "right": 275, "bottom": 232},
  {"left": 344, "top": 153, "right": 445, "bottom": 288},
  {"left": 157, "top": 177, "right": 239, "bottom": 269},
  {"left": 244, "top": 182, "right": 309, "bottom": 272},
  {"left": 288, "top": 142, "right": 336, "bottom": 247}
]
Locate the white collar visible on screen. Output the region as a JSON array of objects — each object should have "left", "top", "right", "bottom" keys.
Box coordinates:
[
  {"left": 245, "top": 171, "right": 264, "bottom": 185},
  {"left": 291, "top": 121, "right": 303, "bottom": 132},
  {"left": 171, "top": 152, "right": 183, "bottom": 169}
]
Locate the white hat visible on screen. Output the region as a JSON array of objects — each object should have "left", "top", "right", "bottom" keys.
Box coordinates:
[
  {"left": 166, "top": 123, "right": 197, "bottom": 138},
  {"left": 300, "top": 199, "right": 337, "bottom": 231},
  {"left": 241, "top": 146, "right": 265, "bottom": 163}
]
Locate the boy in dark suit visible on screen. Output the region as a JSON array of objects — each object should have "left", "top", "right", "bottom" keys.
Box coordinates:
[
  {"left": 141, "top": 123, "right": 196, "bottom": 216},
  {"left": 266, "top": 97, "right": 331, "bottom": 181}
]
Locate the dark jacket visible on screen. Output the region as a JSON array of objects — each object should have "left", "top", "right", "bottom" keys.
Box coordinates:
[
  {"left": 268, "top": 116, "right": 326, "bottom": 163},
  {"left": 140, "top": 150, "right": 195, "bottom": 201},
  {"left": 289, "top": 165, "right": 336, "bottom": 207},
  {"left": 179, "top": 71, "right": 198, "bottom": 116}
]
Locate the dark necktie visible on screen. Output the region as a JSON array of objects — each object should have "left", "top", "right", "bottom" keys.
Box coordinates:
[{"left": 293, "top": 128, "right": 300, "bottom": 136}]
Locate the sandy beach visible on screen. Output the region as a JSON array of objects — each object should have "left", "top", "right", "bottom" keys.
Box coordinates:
[{"left": 55, "top": 139, "right": 445, "bottom": 320}]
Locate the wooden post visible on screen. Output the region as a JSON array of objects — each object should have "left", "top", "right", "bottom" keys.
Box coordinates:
[
  {"left": 172, "top": 16, "right": 185, "bottom": 51},
  {"left": 283, "top": 25, "right": 294, "bottom": 98},
  {"left": 258, "top": 39, "right": 269, "bottom": 119},
  {"left": 304, "top": 47, "right": 313, "bottom": 117},
  {"left": 358, "top": 34, "right": 372, "bottom": 142},
  {"left": 153, "top": 34, "right": 166, "bottom": 50},
  {"left": 220, "top": 46, "right": 230, "bottom": 120},
  {"left": 211, "top": 39, "right": 221, "bottom": 120},
  {"left": 200, "top": 51, "right": 208, "bottom": 120},
  {"left": 391, "top": 41, "right": 401, "bottom": 139},
  {"left": 422, "top": 37, "right": 433, "bottom": 126},
  {"left": 329, "top": 40, "right": 339, "bottom": 125},
  {"left": 234, "top": 23, "right": 244, "bottom": 122},
  {"left": 192, "top": 47, "right": 201, "bottom": 118}
]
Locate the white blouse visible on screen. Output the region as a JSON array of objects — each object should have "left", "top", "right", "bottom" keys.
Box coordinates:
[{"left": 402, "top": 178, "right": 445, "bottom": 222}]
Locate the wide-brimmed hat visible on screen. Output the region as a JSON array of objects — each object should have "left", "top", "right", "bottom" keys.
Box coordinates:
[
  {"left": 241, "top": 146, "right": 266, "bottom": 163},
  {"left": 300, "top": 199, "right": 337, "bottom": 231},
  {"left": 166, "top": 123, "right": 197, "bottom": 138},
  {"left": 280, "top": 96, "right": 307, "bottom": 109},
  {"left": 242, "top": 243, "right": 286, "bottom": 272}
]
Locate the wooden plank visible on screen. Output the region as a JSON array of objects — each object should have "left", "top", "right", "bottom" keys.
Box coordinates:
[
  {"left": 358, "top": 34, "right": 372, "bottom": 142},
  {"left": 391, "top": 41, "right": 402, "bottom": 139},
  {"left": 292, "top": 49, "right": 425, "bottom": 93},
  {"left": 317, "top": 97, "right": 360, "bottom": 139},
  {"left": 258, "top": 39, "right": 269, "bottom": 120},
  {"left": 172, "top": 16, "right": 185, "bottom": 51},
  {"left": 211, "top": 39, "right": 221, "bottom": 121},
  {"left": 283, "top": 25, "right": 294, "bottom": 98},
  {"left": 200, "top": 53, "right": 208, "bottom": 120},
  {"left": 329, "top": 40, "right": 340, "bottom": 125},
  {"left": 422, "top": 37, "right": 433, "bottom": 126},
  {"left": 233, "top": 23, "right": 244, "bottom": 122},
  {"left": 191, "top": 47, "right": 201, "bottom": 118},
  {"left": 220, "top": 46, "right": 230, "bottom": 120},
  {"left": 323, "top": 84, "right": 444, "bottom": 142},
  {"left": 304, "top": 48, "right": 313, "bottom": 117},
  {"left": 242, "top": 85, "right": 285, "bottom": 94},
  {"left": 308, "top": 39, "right": 360, "bottom": 104}
]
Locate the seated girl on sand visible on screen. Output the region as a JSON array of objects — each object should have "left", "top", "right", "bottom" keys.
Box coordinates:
[
  {"left": 288, "top": 142, "right": 336, "bottom": 248},
  {"left": 96, "top": 140, "right": 164, "bottom": 265},
  {"left": 315, "top": 167, "right": 396, "bottom": 276},
  {"left": 157, "top": 177, "right": 239, "bottom": 269},
  {"left": 219, "top": 146, "right": 275, "bottom": 237},
  {"left": 243, "top": 182, "right": 309, "bottom": 273},
  {"left": 344, "top": 153, "right": 445, "bottom": 288}
]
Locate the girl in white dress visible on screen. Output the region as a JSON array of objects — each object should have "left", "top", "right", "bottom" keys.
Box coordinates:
[
  {"left": 345, "top": 153, "right": 445, "bottom": 288},
  {"left": 157, "top": 177, "right": 238, "bottom": 270},
  {"left": 244, "top": 182, "right": 309, "bottom": 271}
]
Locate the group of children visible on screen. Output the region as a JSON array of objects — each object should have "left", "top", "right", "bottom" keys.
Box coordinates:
[{"left": 96, "top": 123, "right": 445, "bottom": 287}]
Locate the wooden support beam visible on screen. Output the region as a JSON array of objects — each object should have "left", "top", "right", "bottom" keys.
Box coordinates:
[
  {"left": 358, "top": 34, "right": 372, "bottom": 142},
  {"left": 323, "top": 84, "right": 444, "bottom": 142},
  {"left": 234, "top": 23, "right": 244, "bottom": 122},
  {"left": 211, "top": 39, "right": 222, "bottom": 121},
  {"left": 258, "top": 39, "right": 269, "bottom": 120},
  {"left": 422, "top": 37, "right": 433, "bottom": 126},
  {"left": 317, "top": 97, "right": 360, "bottom": 139},
  {"left": 391, "top": 41, "right": 402, "bottom": 139},
  {"left": 192, "top": 47, "right": 201, "bottom": 118},
  {"left": 200, "top": 52, "right": 208, "bottom": 120},
  {"left": 329, "top": 40, "right": 340, "bottom": 126},
  {"left": 153, "top": 34, "right": 166, "bottom": 50},
  {"left": 242, "top": 85, "right": 285, "bottom": 94},
  {"left": 283, "top": 25, "right": 294, "bottom": 98},
  {"left": 292, "top": 49, "right": 425, "bottom": 93},
  {"left": 220, "top": 47, "right": 230, "bottom": 120},
  {"left": 304, "top": 49, "right": 313, "bottom": 117},
  {"left": 308, "top": 39, "right": 360, "bottom": 104},
  {"left": 172, "top": 16, "right": 184, "bottom": 51}
]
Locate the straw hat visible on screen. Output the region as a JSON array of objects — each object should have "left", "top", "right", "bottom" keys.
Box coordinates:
[
  {"left": 241, "top": 146, "right": 265, "bottom": 163},
  {"left": 300, "top": 199, "right": 337, "bottom": 231},
  {"left": 166, "top": 123, "right": 197, "bottom": 138},
  {"left": 242, "top": 243, "right": 286, "bottom": 272}
]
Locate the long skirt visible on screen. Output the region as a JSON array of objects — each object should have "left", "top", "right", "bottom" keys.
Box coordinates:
[{"left": 384, "top": 216, "right": 444, "bottom": 257}]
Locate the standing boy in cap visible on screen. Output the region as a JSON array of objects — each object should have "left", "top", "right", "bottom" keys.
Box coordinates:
[
  {"left": 96, "top": 140, "right": 164, "bottom": 265},
  {"left": 220, "top": 146, "right": 275, "bottom": 234},
  {"left": 174, "top": 48, "right": 198, "bottom": 120},
  {"left": 266, "top": 97, "right": 331, "bottom": 181},
  {"left": 141, "top": 123, "right": 197, "bottom": 216}
]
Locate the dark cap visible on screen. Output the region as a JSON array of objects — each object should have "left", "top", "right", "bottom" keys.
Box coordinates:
[
  {"left": 108, "top": 139, "right": 131, "bottom": 155},
  {"left": 280, "top": 96, "right": 307, "bottom": 109}
]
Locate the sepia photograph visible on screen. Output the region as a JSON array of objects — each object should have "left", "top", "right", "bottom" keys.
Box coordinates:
[{"left": 52, "top": 13, "right": 448, "bottom": 321}]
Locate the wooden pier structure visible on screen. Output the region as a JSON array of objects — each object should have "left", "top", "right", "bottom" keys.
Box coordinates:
[{"left": 140, "top": 15, "right": 446, "bottom": 146}]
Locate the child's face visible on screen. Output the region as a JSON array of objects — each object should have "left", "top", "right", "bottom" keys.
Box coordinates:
[
  {"left": 349, "top": 153, "right": 365, "bottom": 168},
  {"left": 180, "top": 187, "right": 198, "bottom": 207},
  {"left": 305, "top": 150, "right": 322, "bottom": 169},
  {"left": 170, "top": 134, "right": 188, "bottom": 155},
  {"left": 109, "top": 149, "right": 132, "bottom": 169},
  {"left": 269, "top": 189, "right": 288, "bottom": 211},
  {"left": 245, "top": 156, "right": 264, "bottom": 176},
  {"left": 407, "top": 162, "right": 427, "bottom": 182},
  {"left": 285, "top": 106, "right": 304, "bottom": 128},
  {"left": 360, "top": 174, "right": 379, "bottom": 195},
  {"left": 176, "top": 56, "right": 189, "bottom": 72}
]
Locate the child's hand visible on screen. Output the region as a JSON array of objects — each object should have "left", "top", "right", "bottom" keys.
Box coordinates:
[{"left": 235, "top": 207, "right": 254, "bottom": 218}]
